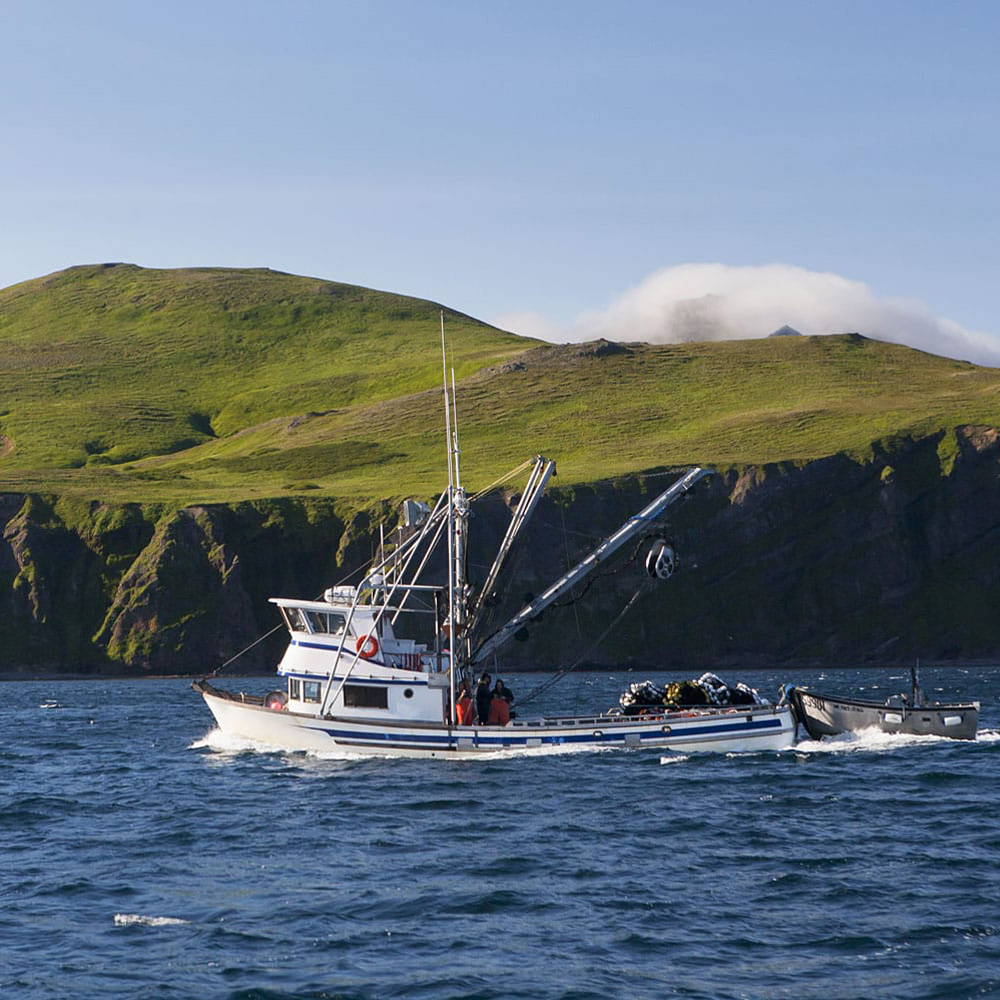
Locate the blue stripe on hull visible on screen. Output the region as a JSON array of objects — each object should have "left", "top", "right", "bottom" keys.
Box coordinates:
[
  {"left": 278, "top": 669, "right": 429, "bottom": 687},
  {"left": 313, "top": 715, "right": 785, "bottom": 751}
]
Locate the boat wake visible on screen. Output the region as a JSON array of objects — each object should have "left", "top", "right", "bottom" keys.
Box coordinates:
[
  {"left": 114, "top": 913, "right": 188, "bottom": 928},
  {"left": 792, "top": 725, "right": 994, "bottom": 755},
  {"left": 189, "top": 728, "right": 283, "bottom": 755}
]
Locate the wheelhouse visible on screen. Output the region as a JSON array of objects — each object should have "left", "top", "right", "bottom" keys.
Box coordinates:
[{"left": 269, "top": 583, "right": 451, "bottom": 724}]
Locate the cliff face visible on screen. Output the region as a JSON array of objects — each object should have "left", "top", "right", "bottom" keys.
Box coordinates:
[
  {"left": 512, "top": 425, "right": 1000, "bottom": 670},
  {"left": 0, "top": 498, "right": 349, "bottom": 675},
  {"left": 2, "top": 428, "right": 999, "bottom": 675},
  {"left": 94, "top": 507, "right": 257, "bottom": 672}
]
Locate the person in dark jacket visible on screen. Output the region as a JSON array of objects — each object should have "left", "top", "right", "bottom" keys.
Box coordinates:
[
  {"left": 493, "top": 678, "right": 514, "bottom": 707},
  {"left": 475, "top": 672, "right": 492, "bottom": 723}
]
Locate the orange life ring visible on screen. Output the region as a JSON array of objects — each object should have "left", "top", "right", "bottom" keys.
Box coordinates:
[{"left": 356, "top": 634, "right": 379, "bottom": 659}]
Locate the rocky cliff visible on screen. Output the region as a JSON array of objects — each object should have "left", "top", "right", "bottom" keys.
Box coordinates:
[{"left": 2, "top": 427, "right": 999, "bottom": 676}]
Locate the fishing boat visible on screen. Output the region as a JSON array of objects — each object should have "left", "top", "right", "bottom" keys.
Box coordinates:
[
  {"left": 787, "top": 668, "right": 980, "bottom": 741},
  {"left": 194, "top": 335, "right": 794, "bottom": 758}
]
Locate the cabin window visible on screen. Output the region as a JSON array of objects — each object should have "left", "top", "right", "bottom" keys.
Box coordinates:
[
  {"left": 306, "top": 611, "right": 347, "bottom": 635},
  {"left": 288, "top": 678, "right": 302, "bottom": 700},
  {"left": 282, "top": 607, "right": 309, "bottom": 632},
  {"left": 302, "top": 681, "right": 322, "bottom": 703},
  {"left": 343, "top": 684, "right": 389, "bottom": 709}
]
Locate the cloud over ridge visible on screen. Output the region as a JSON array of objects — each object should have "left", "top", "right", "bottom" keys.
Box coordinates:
[{"left": 498, "top": 264, "right": 1000, "bottom": 367}]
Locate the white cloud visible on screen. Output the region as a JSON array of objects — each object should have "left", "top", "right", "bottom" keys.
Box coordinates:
[
  {"left": 492, "top": 310, "right": 565, "bottom": 342},
  {"left": 497, "top": 263, "right": 1000, "bottom": 367}
]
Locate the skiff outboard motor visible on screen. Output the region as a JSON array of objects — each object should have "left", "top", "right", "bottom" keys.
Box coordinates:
[{"left": 645, "top": 538, "right": 676, "bottom": 580}]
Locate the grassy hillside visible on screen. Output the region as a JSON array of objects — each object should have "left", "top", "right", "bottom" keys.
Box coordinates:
[
  {"left": 0, "top": 262, "right": 529, "bottom": 472},
  {"left": 2, "top": 264, "right": 1000, "bottom": 505}
]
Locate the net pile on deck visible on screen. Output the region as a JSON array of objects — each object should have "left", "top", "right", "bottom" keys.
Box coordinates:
[{"left": 619, "top": 673, "right": 766, "bottom": 715}]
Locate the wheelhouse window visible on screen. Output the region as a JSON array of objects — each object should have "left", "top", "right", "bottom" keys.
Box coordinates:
[
  {"left": 302, "top": 681, "right": 321, "bottom": 703},
  {"left": 343, "top": 684, "right": 389, "bottom": 709},
  {"left": 281, "top": 607, "right": 309, "bottom": 632},
  {"left": 306, "top": 611, "right": 347, "bottom": 635},
  {"left": 288, "top": 678, "right": 301, "bottom": 700}
]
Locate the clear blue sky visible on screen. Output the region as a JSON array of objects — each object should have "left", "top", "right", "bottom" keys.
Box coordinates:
[{"left": 3, "top": 0, "right": 998, "bottom": 344}]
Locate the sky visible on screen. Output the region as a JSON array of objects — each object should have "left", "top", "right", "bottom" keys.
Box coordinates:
[{"left": 3, "top": 1, "right": 999, "bottom": 363}]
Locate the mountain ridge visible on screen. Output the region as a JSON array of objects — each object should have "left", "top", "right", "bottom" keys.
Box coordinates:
[{"left": 3, "top": 264, "right": 1000, "bottom": 507}]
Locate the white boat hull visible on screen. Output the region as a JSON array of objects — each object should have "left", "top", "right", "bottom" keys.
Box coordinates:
[{"left": 196, "top": 683, "right": 795, "bottom": 758}]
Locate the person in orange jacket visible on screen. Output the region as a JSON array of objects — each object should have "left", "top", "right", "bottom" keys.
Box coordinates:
[
  {"left": 455, "top": 680, "right": 475, "bottom": 726},
  {"left": 487, "top": 685, "right": 511, "bottom": 726},
  {"left": 493, "top": 678, "right": 515, "bottom": 710}
]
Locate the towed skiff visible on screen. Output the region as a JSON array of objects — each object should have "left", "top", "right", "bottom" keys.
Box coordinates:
[{"left": 787, "top": 671, "right": 979, "bottom": 741}]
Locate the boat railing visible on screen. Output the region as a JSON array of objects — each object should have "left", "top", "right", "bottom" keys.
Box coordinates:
[
  {"left": 192, "top": 679, "right": 265, "bottom": 706},
  {"left": 510, "top": 704, "right": 780, "bottom": 727}
]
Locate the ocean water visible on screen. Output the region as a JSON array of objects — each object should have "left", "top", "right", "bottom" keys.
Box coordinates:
[{"left": 2, "top": 666, "right": 999, "bottom": 1000}]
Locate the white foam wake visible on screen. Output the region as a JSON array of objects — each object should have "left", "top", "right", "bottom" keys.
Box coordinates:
[
  {"left": 791, "top": 725, "right": 988, "bottom": 755},
  {"left": 188, "top": 728, "right": 280, "bottom": 754},
  {"left": 659, "top": 754, "right": 691, "bottom": 765},
  {"left": 114, "top": 913, "right": 188, "bottom": 927}
]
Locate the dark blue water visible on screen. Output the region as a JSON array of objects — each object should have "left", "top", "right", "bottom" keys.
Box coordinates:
[{"left": 2, "top": 667, "right": 999, "bottom": 1000}]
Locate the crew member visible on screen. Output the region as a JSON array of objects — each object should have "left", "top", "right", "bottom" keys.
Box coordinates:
[
  {"left": 488, "top": 685, "right": 511, "bottom": 726},
  {"left": 475, "top": 672, "right": 492, "bottom": 723},
  {"left": 493, "top": 678, "right": 514, "bottom": 710},
  {"left": 455, "top": 680, "right": 475, "bottom": 726}
]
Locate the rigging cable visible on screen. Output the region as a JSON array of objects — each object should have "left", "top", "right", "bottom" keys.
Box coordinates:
[
  {"left": 561, "top": 502, "right": 584, "bottom": 644},
  {"left": 548, "top": 532, "right": 663, "bottom": 610},
  {"left": 473, "top": 529, "right": 661, "bottom": 659},
  {"left": 469, "top": 457, "right": 537, "bottom": 502},
  {"left": 516, "top": 580, "right": 654, "bottom": 708},
  {"left": 205, "top": 623, "right": 286, "bottom": 679},
  {"left": 202, "top": 554, "right": 379, "bottom": 680}
]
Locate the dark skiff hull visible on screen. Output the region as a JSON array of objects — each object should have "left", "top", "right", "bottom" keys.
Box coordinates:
[{"left": 790, "top": 688, "right": 979, "bottom": 741}]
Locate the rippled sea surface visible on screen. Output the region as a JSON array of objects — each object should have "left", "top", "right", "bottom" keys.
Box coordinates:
[{"left": 2, "top": 667, "right": 999, "bottom": 1000}]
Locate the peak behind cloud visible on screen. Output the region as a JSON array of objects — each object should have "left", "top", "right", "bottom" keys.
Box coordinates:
[{"left": 497, "top": 264, "right": 1000, "bottom": 367}]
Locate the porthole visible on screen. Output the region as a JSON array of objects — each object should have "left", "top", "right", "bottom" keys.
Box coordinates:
[{"left": 404, "top": 688, "right": 414, "bottom": 699}]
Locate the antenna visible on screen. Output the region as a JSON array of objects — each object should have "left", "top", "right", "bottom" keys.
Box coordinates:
[
  {"left": 450, "top": 367, "right": 461, "bottom": 487},
  {"left": 441, "top": 311, "right": 454, "bottom": 497}
]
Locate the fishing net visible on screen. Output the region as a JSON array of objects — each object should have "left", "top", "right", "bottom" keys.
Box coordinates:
[{"left": 618, "top": 672, "right": 766, "bottom": 714}]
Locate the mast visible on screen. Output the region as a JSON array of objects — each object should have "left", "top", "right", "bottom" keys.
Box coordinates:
[
  {"left": 472, "top": 466, "right": 713, "bottom": 665},
  {"left": 450, "top": 367, "right": 470, "bottom": 673},
  {"left": 441, "top": 312, "right": 457, "bottom": 725}
]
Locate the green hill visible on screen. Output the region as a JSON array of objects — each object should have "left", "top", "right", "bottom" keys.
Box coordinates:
[{"left": 2, "top": 263, "right": 1000, "bottom": 505}]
